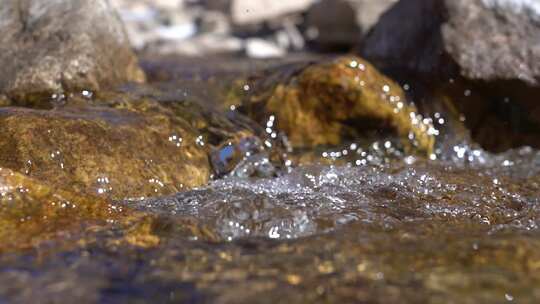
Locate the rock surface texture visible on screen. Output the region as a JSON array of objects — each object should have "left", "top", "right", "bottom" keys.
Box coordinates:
[
  {"left": 0, "top": 167, "right": 127, "bottom": 251},
  {"left": 0, "top": 103, "right": 210, "bottom": 200},
  {"left": 363, "top": 0, "right": 540, "bottom": 85},
  {"left": 362, "top": 0, "right": 540, "bottom": 151},
  {"left": 234, "top": 56, "right": 436, "bottom": 155},
  {"left": 0, "top": 0, "right": 145, "bottom": 102}
]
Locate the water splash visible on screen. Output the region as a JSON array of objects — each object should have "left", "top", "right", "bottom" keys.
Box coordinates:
[{"left": 136, "top": 146, "right": 540, "bottom": 241}]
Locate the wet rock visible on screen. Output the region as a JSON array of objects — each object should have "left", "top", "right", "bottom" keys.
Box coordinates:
[
  {"left": 0, "top": 0, "right": 145, "bottom": 104},
  {"left": 0, "top": 167, "right": 126, "bottom": 251},
  {"left": 234, "top": 56, "right": 436, "bottom": 156},
  {"left": 0, "top": 165, "right": 167, "bottom": 254},
  {"left": 98, "top": 84, "right": 283, "bottom": 176},
  {"left": 0, "top": 80, "right": 280, "bottom": 190},
  {"left": 363, "top": 0, "right": 540, "bottom": 85},
  {"left": 362, "top": 0, "right": 540, "bottom": 152},
  {"left": 4, "top": 145, "right": 540, "bottom": 302},
  {"left": 0, "top": 104, "right": 210, "bottom": 200},
  {"left": 305, "top": 0, "right": 397, "bottom": 51}
]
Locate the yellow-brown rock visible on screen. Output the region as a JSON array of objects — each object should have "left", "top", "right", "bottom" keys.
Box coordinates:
[
  {"left": 0, "top": 167, "right": 122, "bottom": 251},
  {"left": 0, "top": 105, "right": 210, "bottom": 200},
  {"left": 242, "top": 56, "right": 436, "bottom": 155}
]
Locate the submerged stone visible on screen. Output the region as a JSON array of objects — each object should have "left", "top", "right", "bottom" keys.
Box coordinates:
[
  {"left": 0, "top": 165, "right": 169, "bottom": 254},
  {"left": 0, "top": 167, "right": 124, "bottom": 251},
  {"left": 0, "top": 0, "right": 145, "bottom": 105}
]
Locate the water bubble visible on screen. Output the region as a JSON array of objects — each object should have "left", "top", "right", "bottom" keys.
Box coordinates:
[
  {"left": 168, "top": 134, "right": 183, "bottom": 147},
  {"left": 81, "top": 90, "right": 93, "bottom": 99},
  {"left": 196, "top": 135, "right": 205, "bottom": 147}
]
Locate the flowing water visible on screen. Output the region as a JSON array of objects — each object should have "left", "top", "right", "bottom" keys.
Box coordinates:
[
  {"left": 1, "top": 58, "right": 540, "bottom": 303},
  {"left": 2, "top": 143, "right": 540, "bottom": 303}
]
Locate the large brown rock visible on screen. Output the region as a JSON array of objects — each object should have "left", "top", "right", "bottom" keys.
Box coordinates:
[
  {"left": 0, "top": 0, "right": 145, "bottom": 103},
  {"left": 0, "top": 166, "right": 164, "bottom": 252},
  {"left": 0, "top": 104, "right": 210, "bottom": 200},
  {"left": 0, "top": 167, "right": 126, "bottom": 251},
  {"left": 0, "top": 76, "right": 280, "bottom": 198},
  {"left": 233, "top": 56, "right": 436, "bottom": 156}
]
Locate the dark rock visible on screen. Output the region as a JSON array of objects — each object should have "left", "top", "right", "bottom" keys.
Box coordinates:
[
  {"left": 362, "top": 0, "right": 540, "bottom": 152},
  {"left": 361, "top": 0, "right": 450, "bottom": 75},
  {"left": 363, "top": 0, "right": 540, "bottom": 85},
  {"left": 0, "top": 0, "right": 145, "bottom": 104}
]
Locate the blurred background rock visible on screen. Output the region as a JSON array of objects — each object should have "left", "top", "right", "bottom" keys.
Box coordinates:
[{"left": 110, "top": 0, "right": 397, "bottom": 58}]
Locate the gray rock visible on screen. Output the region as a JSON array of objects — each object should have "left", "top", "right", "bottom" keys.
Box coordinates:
[
  {"left": 245, "top": 38, "right": 286, "bottom": 58},
  {"left": 305, "top": 0, "right": 397, "bottom": 50},
  {"left": 204, "top": 0, "right": 314, "bottom": 26},
  {"left": 0, "top": 0, "right": 145, "bottom": 103},
  {"left": 145, "top": 33, "right": 243, "bottom": 57},
  {"left": 363, "top": 0, "right": 540, "bottom": 86}
]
